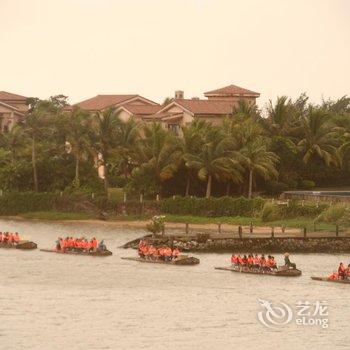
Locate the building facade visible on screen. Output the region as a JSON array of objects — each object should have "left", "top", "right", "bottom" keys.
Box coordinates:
[{"left": 0, "top": 91, "right": 28, "bottom": 132}]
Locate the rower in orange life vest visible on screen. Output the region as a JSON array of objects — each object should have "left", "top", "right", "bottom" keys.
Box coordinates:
[
  {"left": 266, "top": 255, "right": 277, "bottom": 270},
  {"left": 13, "top": 232, "right": 20, "bottom": 244},
  {"left": 172, "top": 247, "right": 180, "bottom": 260},
  {"left": 253, "top": 254, "right": 260, "bottom": 269},
  {"left": 338, "top": 262, "right": 346, "bottom": 279},
  {"left": 346, "top": 264, "right": 350, "bottom": 279},
  {"left": 3, "top": 232, "right": 10, "bottom": 243},
  {"left": 90, "top": 237, "right": 98, "bottom": 252},
  {"left": 247, "top": 254, "right": 254, "bottom": 268}
]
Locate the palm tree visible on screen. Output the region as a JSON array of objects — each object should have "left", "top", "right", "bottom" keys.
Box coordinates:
[
  {"left": 180, "top": 119, "right": 209, "bottom": 196},
  {"left": 297, "top": 108, "right": 336, "bottom": 166},
  {"left": 115, "top": 117, "right": 140, "bottom": 179},
  {"left": 264, "top": 96, "right": 296, "bottom": 137},
  {"left": 65, "top": 107, "right": 91, "bottom": 187},
  {"left": 0, "top": 125, "right": 25, "bottom": 163},
  {"left": 231, "top": 99, "right": 259, "bottom": 122},
  {"left": 134, "top": 122, "right": 181, "bottom": 194},
  {"left": 185, "top": 127, "right": 242, "bottom": 198},
  {"left": 241, "top": 137, "right": 279, "bottom": 198},
  {"left": 90, "top": 108, "right": 121, "bottom": 193},
  {"left": 24, "top": 99, "right": 54, "bottom": 191}
]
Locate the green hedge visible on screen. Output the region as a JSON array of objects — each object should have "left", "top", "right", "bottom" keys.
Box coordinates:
[
  {"left": 0, "top": 192, "right": 92, "bottom": 215},
  {"left": 280, "top": 200, "right": 328, "bottom": 218},
  {"left": 160, "top": 196, "right": 266, "bottom": 217}
]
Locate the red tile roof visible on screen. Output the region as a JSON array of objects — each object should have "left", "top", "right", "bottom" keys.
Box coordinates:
[
  {"left": 74, "top": 95, "right": 138, "bottom": 111},
  {"left": 122, "top": 104, "right": 161, "bottom": 115},
  {"left": 0, "top": 101, "right": 25, "bottom": 115},
  {"left": 204, "top": 84, "right": 259, "bottom": 97},
  {"left": 0, "top": 91, "right": 27, "bottom": 101},
  {"left": 174, "top": 99, "right": 236, "bottom": 115},
  {"left": 74, "top": 94, "right": 161, "bottom": 111}
]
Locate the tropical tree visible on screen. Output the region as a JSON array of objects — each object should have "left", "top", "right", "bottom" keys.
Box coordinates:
[
  {"left": 89, "top": 108, "right": 121, "bottom": 193},
  {"left": 64, "top": 107, "right": 92, "bottom": 187},
  {"left": 241, "top": 137, "right": 279, "bottom": 198},
  {"left": 180, "top": 119, "right": 208, "bottom": 196},
  {"left": 263, "top": 96, "right": 297, "bottom": 137},
  {"left": 185, "top": 127, "right": 243, "bottom": 198},
  {"left": 114, "top": 117, "right": 140, "bottom": 179},
  {"left": 0, "top": 125, "right": 25, "bottom": 163},
  {"left": 297, "top": 108, "right": 336, "bottom": 166},
  {"left": 231, "top": 99, "right": 259, "bottom": 122},
  {"left": 131, "top": 122, "right": 181, "bottom": 195},
  {"left": 24, "top": 99, "right": 55, "bottom": 191}
]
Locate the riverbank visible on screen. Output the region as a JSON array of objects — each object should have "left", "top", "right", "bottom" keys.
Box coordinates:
[{"left": 2, "top": 211, "right": 345, "bottom": 236}]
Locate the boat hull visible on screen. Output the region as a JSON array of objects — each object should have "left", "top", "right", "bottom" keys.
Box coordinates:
[
  {"left": 215, "top": 266, "right": 302, "bottom": 277},
  {"left": 40, "top": 248, "right": 112, "bottom": 256},
  {"left": 121, "top": 256, "right": 200, "bottom": 266},
  {"left": 0, "top": 241, "right": 37, "bottom": 250},
  {"left": 311, "top": 276, "right": 350, "bottom": 284}
]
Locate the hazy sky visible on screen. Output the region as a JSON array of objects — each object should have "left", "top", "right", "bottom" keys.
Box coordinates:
[{"left": 1, "top": 0, "right": 349, "bottom": 107}]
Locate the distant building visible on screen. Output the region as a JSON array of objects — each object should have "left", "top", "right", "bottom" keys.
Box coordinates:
[
  {"left": 1, "top": 84, "right": 260, "bottom": 133},
  {"left": 72, "top": 94, "right": 161, "bottom": 121},
  {"left": 155, "top": 84, "right": 260, "bottom": 134},
  {"left": 0, "top": 91, "right": 28, "bottom": 132}
]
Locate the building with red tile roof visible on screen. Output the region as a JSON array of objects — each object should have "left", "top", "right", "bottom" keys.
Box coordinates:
[
  {"left": 74, "top": 94, "right": 159, "bottom": 112},
  {"left": 152, "top": 84, "right": 260, "bottom": 133},
  {"left": 0, "top": 91, "right": 28, "bottom": 132}
]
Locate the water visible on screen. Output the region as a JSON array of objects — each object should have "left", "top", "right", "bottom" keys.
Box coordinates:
[{"left": 0, "top": 218, "right": 349, "bottom": 350}]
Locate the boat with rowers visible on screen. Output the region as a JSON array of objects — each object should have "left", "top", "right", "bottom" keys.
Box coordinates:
[
  {"left": 215, "top": 252, "right": 301, "bottom": 277},
  {"left": 0, "top": 241, "right": 37, "bottom": 250},
  {"left": 311, "top": 276, "right": 350, "bottom": 284},
  {"left": 215, "top": 265, "right": 301, "bottom": 276},
  {"left": 0, "top": 232, "right": 37, "bottom": 250},
  {"left": 40, "top": 236, "right": 112, "bottom": 256},
  {"left": 121, "top": 255, "right": 199, "bottom": 266},
  {"left": 311, "top": 261, "right": 350, "bottom": 284},
  {"left": 40, "top": 248, "right": 112, "bottom": 256},
  {"left": 122, "top": 240, "right": 199, "bottom": 265}
]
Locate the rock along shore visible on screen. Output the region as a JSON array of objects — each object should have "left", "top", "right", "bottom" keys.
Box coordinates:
[{"left": 123, "top": 234, "right": 350, "bottom": 253}]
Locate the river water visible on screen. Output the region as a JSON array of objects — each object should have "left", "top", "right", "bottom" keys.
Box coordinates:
[{"left": 0, "top": 218, "right": 349, "bottom": 350}]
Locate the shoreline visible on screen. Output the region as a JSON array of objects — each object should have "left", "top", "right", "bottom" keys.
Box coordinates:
[{"left": 0, "top": 215, "right": 344, "bottom": 238}]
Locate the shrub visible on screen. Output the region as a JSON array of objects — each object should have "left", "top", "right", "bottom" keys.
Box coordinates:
[
  {"left": 0, "top": 192, "right": 92, "bottom": 215},
  {"left": 316, "top": 203, "right": 350, "bottom": 225},
  {"left": 299, "top": 180, "right": 316, "bottom": 190},
  {"left": 281, "top": 200, "right": 327, "bottom": 218},
  {"left": 146, "top": 215, "right": 166, "bottom": 233},
  {"left": 261, "top": 202, "right": 281, "bottom": 222}
]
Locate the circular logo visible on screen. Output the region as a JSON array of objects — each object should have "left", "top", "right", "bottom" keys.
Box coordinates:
[{"left": 257, "top": 298, "right": 293, "bottom": 328}]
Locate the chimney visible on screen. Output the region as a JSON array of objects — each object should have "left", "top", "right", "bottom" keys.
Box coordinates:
[{"left": 175, "top": 90, "right": 184, "bottom": 99}]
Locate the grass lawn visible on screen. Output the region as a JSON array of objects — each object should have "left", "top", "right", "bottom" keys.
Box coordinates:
[
  {"left": 163, "top": 215, "right": 336, "bottom": 231},
  {"left": 110, "top": 214, "right": 337, "bottom": 232},
  {"left": 12, "top": 211, "right": 340, "bottom": 232}
]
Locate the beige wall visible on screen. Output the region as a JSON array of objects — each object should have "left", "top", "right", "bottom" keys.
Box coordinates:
[
  {"left": 0, "top": 105, "right": 16, "bottom": 132},
  {"left": 206, "top": 96, "right": 256, "bottom": 105},
  {"left": 195, "top": 115, "right": 226, "bottom": 125}
]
